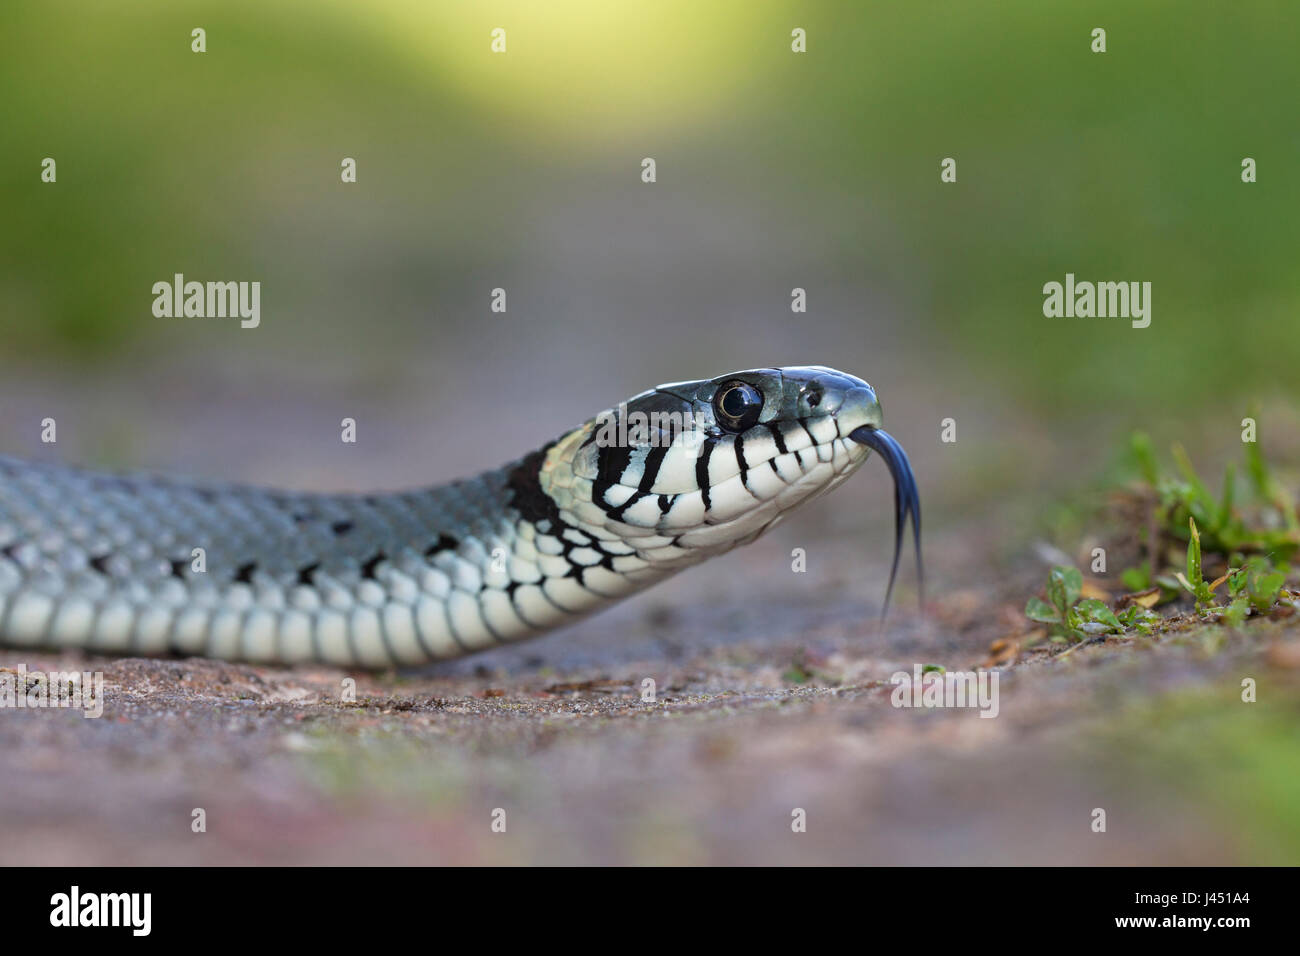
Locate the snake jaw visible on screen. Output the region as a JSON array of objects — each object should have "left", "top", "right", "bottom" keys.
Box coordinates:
[{"left": 848, "top": 425, "right": 924, "bottom": 620}]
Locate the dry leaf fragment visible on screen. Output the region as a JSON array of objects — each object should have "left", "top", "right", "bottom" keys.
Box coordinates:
[
  {"left": 1206, "top": 567, "right": 1240, "bottom": 594},
  {"left": 982, "top": 638, "right": 1020, "bottom": 667},
  {"left": 1118, "top": 587, "right": 1161, "bottom": 609},
  {"left": 1080, "top": 579, "right": 1111, "bottom": 601}
]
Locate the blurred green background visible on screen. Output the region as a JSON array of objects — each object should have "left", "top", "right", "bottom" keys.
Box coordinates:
[{"left": 5, "top": 0, "right": 1297, "bottom": 413}]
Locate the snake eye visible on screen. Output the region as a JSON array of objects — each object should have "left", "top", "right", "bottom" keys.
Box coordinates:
[{"left": 712, "top": 381, "right": 764, "bottom": 433}]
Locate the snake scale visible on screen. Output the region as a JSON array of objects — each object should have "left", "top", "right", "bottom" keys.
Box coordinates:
[{"left": 0, "top": 366, "right": 921, "bottom": 668}]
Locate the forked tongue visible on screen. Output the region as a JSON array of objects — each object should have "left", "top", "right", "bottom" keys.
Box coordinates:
[{"left": 848, "top": 425, "right": 924, "bottom": 620}]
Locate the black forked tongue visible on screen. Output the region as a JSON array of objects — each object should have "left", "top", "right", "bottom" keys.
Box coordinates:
[{"left": 848, "top": 426, "right": 924, "bottom": 620}]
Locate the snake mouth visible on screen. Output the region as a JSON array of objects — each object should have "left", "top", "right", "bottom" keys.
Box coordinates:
[{"left": 848, "top": 425, "right": 924, "bottom": 619}]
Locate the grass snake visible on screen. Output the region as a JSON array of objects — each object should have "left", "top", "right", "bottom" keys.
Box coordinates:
[{"left": 0, "top": 366, "right": 921, "bottom": 667}]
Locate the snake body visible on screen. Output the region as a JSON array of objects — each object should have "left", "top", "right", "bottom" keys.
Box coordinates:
[{"left": 0, "top": 366, "right": 919, "bottom": 667}]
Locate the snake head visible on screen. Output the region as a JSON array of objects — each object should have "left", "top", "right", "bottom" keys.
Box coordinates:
[{"left": 538, "top": 366, "right": 920, "bottom": 617}]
